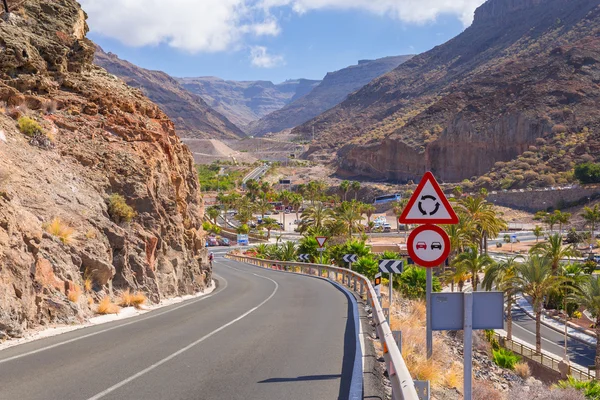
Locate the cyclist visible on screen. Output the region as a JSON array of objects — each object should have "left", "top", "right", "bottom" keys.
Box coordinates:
[{"left": 208, "top": 252, "right": 214, "bottom": 267}]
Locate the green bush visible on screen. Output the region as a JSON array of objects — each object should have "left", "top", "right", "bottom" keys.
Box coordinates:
[
  {"left": 556, "top": 376, "right": 600, "bottom": 399},
  {"left": 202, "top": 221, "right": 221, "bottom": 234},
  {"left": 108, "top": 194, "right": 136, "bottom": 223},
  {"left": 574, "top": 162, "right": 600, "bottom": 184},
  {"left": 17, "top": 116, "right": 43, "bottom": 137},
  {"left": 492, "top": 348, "right": 520, "bottom": 370},
  {"left": 237, "top": 224, "right": 250, "bottom": 234},
  {"left": 399, "top": 266, "right": 442, "bottom": 300}
]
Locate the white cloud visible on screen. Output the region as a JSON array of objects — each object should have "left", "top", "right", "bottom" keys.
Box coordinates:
[
  {"left": 249, "top": 46, "right": 285, "bottom": 68},
  {"left": 80, "top": 0, "right": 485, "bottom": 56},
  {"left": 80, "top": 0, "right": 279, "bottom": 53}
]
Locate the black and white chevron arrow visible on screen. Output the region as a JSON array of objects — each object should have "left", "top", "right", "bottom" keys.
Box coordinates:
[
  {"left": 343, "top": 254, "right": 358, "bottom": 263},
  {"left": 379, "top": 259, "right": 404, "bottom": 274},
  {"left": 298, "top": 254, "right": 310, "bottom": 262}
]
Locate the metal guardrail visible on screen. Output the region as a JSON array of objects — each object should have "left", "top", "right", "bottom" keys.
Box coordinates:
[
  {"left": 227, "top": 254, "right": 420, "bottom": 400},
  {"left": 494, "top": 333, "right": 595, "bottom": 381}
]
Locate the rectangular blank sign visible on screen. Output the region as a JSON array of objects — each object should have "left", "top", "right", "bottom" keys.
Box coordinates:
[{"left": 431, "top": 292, "right": 504, "bottom": 331}]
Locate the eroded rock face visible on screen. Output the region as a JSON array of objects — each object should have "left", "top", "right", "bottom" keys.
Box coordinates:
[{"left": 0, "top": 0, "right": 210, "bottom": 336}]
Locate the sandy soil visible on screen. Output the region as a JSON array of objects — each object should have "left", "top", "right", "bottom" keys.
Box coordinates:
[{"left": 181, "top": 139, "right": 257, "bottom": 165}]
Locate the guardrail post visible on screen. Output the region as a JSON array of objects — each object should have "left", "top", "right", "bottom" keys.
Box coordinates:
[
  {"left": 414, "top": 380, "right": 430, "bottom": 400},
  {"left": 353, "top": 276, "right": 357, "bottom": 292},
  {"left": 393, "top": 331, "right": 402, "bottom": 353},
  {"left": 360, "top": 280, "right": 364, "bottom": 298}
]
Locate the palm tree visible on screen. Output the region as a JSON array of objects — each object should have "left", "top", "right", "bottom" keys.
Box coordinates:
[
  {"left": 392, "top": 198, "right": 409, "bottom": 235},
  {"left": 277, "top": 241, "right": 297, "bottom": 261},
  {"left": 452, "top": 246, "right": 494, "bottom": 291},
  {"left": 569, "top": 275, "right": 600, "bottom": 378},
  {"left": 255, "top": 194, "right": 273, "bottom": 219},
  {"left": 457, "top": 195, "right": 507, "bottom": 253},
  {"left": 511, "top": 255, "right": 566, "bottom": 352},
  {"left": 482, "top": 255, "right": 523, "bottom": 341},
  {"left": 300, "top": 202, "right": 333, "bottom": 232},
  {"left": 259, "top": 217, "right": 280, "bottom": 240},
  {"left": 305, "top": 180, "right": 327, "bottom": 204},
  {"left": 533, "top": 226, "right": 544, "bottom": 242},
  {"left": 234, "top": 196, "right": 255, "bottom": 226},
  {"left": 553, "top": 210, "right": 571, "bottom": 235},
  {"left": 290, "top": 193, "right": 303, "bottom": 223},
  {"left": 279, "top": 190, "right": 293, "bottom": 231},
  {"left": 531, "top": 233, "right": 579, "bottom": 274},
  {"left": 351, "top": 181, "right": 361, "bottom": 200},
  {"left": 206, "top": 206, "right": 220, "bottom": 225},
  {"left": 335, "top": 201, "right": 363, "bottom": 239},
  {"left": 582, "top": 205, "right": 600, "bottom": 242},
  {"left": 441, "top": 263, "right": 470, "bottom": 292},
  {"left": 245, "top": 179, "right": 260, "bottom": 200},
  {"left": 362, "top": 203, "right": 376, "bottom": 225},
  {"left": 340, "top": 180, "right": 350, "bottom": 201}
]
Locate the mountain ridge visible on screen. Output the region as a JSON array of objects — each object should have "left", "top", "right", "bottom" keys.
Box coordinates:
[
  {"left": 245, "top": 55, "right": 413, "bottom": 136},
  {"left": 293, "top": 0, "right": 600, "bottom": 187},
  {"left": 94, "top": 47, "right": 245, "bottom": 140}
]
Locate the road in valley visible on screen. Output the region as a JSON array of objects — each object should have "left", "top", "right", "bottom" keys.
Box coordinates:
[
  {"left": 508, "top": 305, "right": 596, "bottom": 369},
  {"left": 0, "top": 257, "right": 359, "bottom": 400}
]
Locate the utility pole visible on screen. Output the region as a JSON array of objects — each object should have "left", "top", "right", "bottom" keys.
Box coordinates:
[
  {"left": 312, "top": 126, "right": 315, "bottom": 142},
  {"left": 2, "top": 0, "right": 9, "bottom": 14}
]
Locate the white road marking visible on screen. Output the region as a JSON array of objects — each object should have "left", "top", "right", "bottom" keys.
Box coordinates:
[
  {"left": 86, "top": 266, "right": 278, "bottom": 400},
  {"left": 0, "top": 275, "right": 228, "bottom": 365}
]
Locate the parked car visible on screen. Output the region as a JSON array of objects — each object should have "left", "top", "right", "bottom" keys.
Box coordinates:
[
  {"left": 207, "top": 236, "right": 219, "bottom": 246},
  {"left": 382, "top": 223, "right": 392, "bottom": 233},
  {"left": 218, "top": 238, "right": 230, "bottom": 246}
]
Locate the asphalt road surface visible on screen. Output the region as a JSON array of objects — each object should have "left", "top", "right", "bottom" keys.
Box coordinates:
[
  {"left": 0, "top": 257, "right": 359, "bottom": 400},
  {"left": 508, "top": 305, "right": 596, "bottom": 369}
]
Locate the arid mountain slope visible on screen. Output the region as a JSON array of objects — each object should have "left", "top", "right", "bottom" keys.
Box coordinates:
[
  {"left": 295, "top": 0, "right": 600, "bottom": 185},
  {"left": 0, "top": 0, "right": 209, "bottom": 337},
  {"left": 94, "top": 48, "right": 244, "bottom": 140},
  {"left": 246, "top": 56, "right": 413, "bottom": 136},
  {"left": 177, "top": 77, "right": 321, "bottom": 129}
]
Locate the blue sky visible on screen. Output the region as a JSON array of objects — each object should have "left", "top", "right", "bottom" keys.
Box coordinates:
[{"left": 83, "top": 0, "right": 484, "bottom": 83}]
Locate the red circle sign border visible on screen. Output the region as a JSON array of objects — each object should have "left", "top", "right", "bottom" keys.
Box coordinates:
[{"left": 407, "top": 224, "right": 451, "bottom": 268}]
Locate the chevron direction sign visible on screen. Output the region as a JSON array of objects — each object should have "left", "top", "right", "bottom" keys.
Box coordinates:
[
  {"left": 343, "top": 254, "right": 358, "bottom": 263},
  {"left": 379, "top": 259, "right": 404, "bottom": 274},
  {"left": 298, "top": 254, "right": 310, "bottom": 262}
]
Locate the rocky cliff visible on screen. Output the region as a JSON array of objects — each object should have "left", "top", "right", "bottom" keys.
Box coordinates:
[
  {"left": 178, "top": 77, "right": 321, "bottom": 129},
  {"left": 0, "top": 0, "right": 210, "bottom": 338},
  {"left": 94, "top": 47, "right": 244, "bottom": 140},
  {"left": 295, "top": 0, "right": 600, "bottom": 185},
  {"left": 246, "top": 55, "right": 413, "bottom": 136}
]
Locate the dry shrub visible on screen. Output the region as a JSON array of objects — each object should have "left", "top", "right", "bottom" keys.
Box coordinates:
[
  {"left": 84, "top": 278, "right": 92, "bottom": 292},
  {"left": 514, "top": 362, "right": 531, "bottom": 379},
  {"left": 119, "top": 289, "right": 147, "bottom": 309},
  {"left": 473, "top": 381, "right": 503, "bottom": 400},
  {"left": 7, "top": 103, "right": 29, "bottom": 120},
  {"left": 443, "top": 362, "right": 463, "bottom": 390},
  {"left": 85, "top": 229, "right": 97, "bottom": 240},
  {"left": 42, "top": 100, "right": 57, "bottom": 115},
  {"left": 44, "top": 218, "right": 75, "bottom": 244},
  {"left": 507, "top": 382, "right": 585, "bottom": 400},
  {"left": 67, "top": 285, "right": 82, "bottom": 303},
  {"left": 17, "top": 116, "right": 42, "bottom": 137},
  {"left": 0, "top": 101, "right": 6, "bottom": 114},
  {"left": 119, "top": 289, "right": 134, "bottom": 307},
  {"left": 97, "top": 296, "right": 120, "bottom": 315},
  {"left": 87, "top": 296, "right": 94, "bottom": 306}
]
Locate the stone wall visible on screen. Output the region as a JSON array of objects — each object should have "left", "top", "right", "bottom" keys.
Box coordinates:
[{"left": 487, "top": 187, "right": 600, "bottom": 212}]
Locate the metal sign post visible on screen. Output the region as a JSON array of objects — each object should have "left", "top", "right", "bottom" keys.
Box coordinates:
[
  {"left": 426, "top": 267, "right": 433, "bottom": 360},
  {"left": 464, "top": 292, "right": 473, "bottom": 400},
  {"left": 379, "top": 260, "right": 403, "bottom": 324}
]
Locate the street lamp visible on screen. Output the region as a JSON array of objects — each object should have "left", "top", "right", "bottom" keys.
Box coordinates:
[{"left": 563, "top": 273, "right": 575, "bottom": 363}]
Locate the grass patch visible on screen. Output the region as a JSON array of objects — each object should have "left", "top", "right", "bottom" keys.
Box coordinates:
[
  {"left": 44, "top": 218, "right": 75, "bottom": 244},
  {"left": 195, "top": 163, "right": 247, "bottom": 192},
  {"left": 96, "top": 296, "right": 120, "bottom": 315},
  {"left": 118, "top": 289, "right": 147, "bottom": 309},
  {"left": 492, "top": 347, "right": 520, "bottom": 370},
  {"left": 514, "top": 362, "right": 531, "bottom": 379},
  {"left": 17, "top": 116, "right": 43, "bottom": 137},
  {"left": 108, "top": 194, "right": 136, "bottom": 223},
  {"left": 67, "top": 285, "right": 82, "bottom": 303},
  {"left": 84, "top": 278, "right": 92, "bottom": 292}
]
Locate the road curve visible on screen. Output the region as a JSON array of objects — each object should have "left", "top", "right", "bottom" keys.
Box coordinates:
[{"left": 0, "top": 256, "right": 358, "bottom": 400}]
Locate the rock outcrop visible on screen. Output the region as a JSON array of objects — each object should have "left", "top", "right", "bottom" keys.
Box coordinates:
[
  {"left": 294, "top": 0, "right": 600, "bottom": 184},
  {"left": 177, "top": 77, "right": 321, "bottom": 129},
  {"left": 246, "top": 55, "right": 413, "bottom": 136},
  {"left": 0, "top": 0, "right": 210, "bottom": 337},
  {"left": 94, "top": 47, "right": 245, "bottom": 140}
]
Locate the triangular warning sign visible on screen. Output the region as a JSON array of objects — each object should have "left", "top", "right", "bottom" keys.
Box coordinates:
[
  {"left": 399, "top": 172, "right": 459, "bottom": 224},
  {"left": 316, "top": 236, "right": 328, "bottom": 248}
]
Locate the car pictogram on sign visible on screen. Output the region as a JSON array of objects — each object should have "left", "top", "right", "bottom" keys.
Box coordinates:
[
  {"left": 416, "top": 242, "right": 427, "bottom": 250},
  {"left": 431, "top": 242, "right": 442, "bottom": 250}
]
